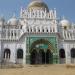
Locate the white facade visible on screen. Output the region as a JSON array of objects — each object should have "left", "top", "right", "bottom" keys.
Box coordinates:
[{"left": 0, "top": 1, "right": 75, "bottom": 65}]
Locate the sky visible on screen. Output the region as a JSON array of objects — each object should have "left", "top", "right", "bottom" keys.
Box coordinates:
[{"left": 0, "top": 0, "right": 75, "bottom": 22}]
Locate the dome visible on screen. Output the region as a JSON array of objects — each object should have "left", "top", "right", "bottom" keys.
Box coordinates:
[
  {"left": 28, "top": 1, "right": 49, "bottom": 12},
  {"left": 8, "top": 15, "right": 18, "bottom": 25},
  {"left": 60, "top": 19, "right": 70, "bottom": 27}
]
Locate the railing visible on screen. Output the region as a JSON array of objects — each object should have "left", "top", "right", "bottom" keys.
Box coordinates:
[{"left": 0, "top": 29, "right": 22, "bottom": 41}]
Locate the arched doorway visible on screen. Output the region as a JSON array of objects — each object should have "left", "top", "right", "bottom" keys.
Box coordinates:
[
  {"left": 71, "top": 48, "right": 75, "bottom": 63},
  {"left": 4, "top": 48, "right": 11, "bottom": 59},
  {"left": 17, "top": 49, "right": 23, "bottom": 59},
  {"left": 46, "top": 49, "right": 53, "bottom": 64},
  {"left": 59, "top": 49, "right": 65, "bottom": 64},
  {"left": 30, "top": 39, "right": 53, "bottom": 65},
  {"left": 39, "top": 49, "right": 45, "bottom": 64},
  {"left": 30, "top": 49, "right": 37, "bottom": 64},
  {"left": 17, "top": 49, "right": 23, "bottom": 64}
]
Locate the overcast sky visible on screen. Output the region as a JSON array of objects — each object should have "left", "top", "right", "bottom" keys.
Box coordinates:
[{"left": 0, "top": 0, "right": 75, "bottom": 22}]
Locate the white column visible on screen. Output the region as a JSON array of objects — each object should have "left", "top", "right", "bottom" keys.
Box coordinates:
[
  {"left": 40, "top": 26, "right": 42, "bottom": 33},
  {"left": 36, "top": 26, "right": 38, "bottom": 33},
  {"left": 69, "top": 33, "right": 71, "bottom": 40},
  {"left": 48, "top": 26, "right": 50, "bottom": 33},
  {"left": 55, "top": 25, "right": 57, "bottom": 32},
  {"left": 29, "top": 9, "right": 31, "bottom": 18},
  {"left": 52, "top": 26, "right": 54, "bottom": 32},
  {"left": 29, "top": 27, "right": 30, "bottom": 33},
  {"left": 23, "top": 38, "right": 26, "bottom": 65},
  {"left": 65, "top": 31, "right": 68, "bottom": 39},
  {"left": 40, "top": 11, "right": 42, "bottom": 18},
  {"left": 16, "top": 30, "right": 18, "bottom": 39},
  {"left": 10, "top": 30, "right": 11, "bottom": 39},
  {"left": 13, "top": 29, "right": 15, "bottom": 39},
  {"left": 65, "top": 44, "right": 71, "bottom": 64},
  {"left": 49, "top": 27, "right": 51, "bottom": 33},
  {"left": 37, "top": 10, "right": 40, "bottom": 18},
  {"left": 63, "top": 30, "right": 65, "bottom": 39},
  {"left": 6, "top": 29, "right": 8, "bottom": 39},
  {"left": 44, "top": 27, "right": 46, "bottom": 33}
]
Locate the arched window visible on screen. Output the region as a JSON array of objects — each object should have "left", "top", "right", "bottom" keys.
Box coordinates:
[
  {"left": 42, "top": 29, "right": 44, "bottom": 32},
  {"left": 38, "top": 29, "right": 40, "bottom": 32},
  {"left": 31, "top": 28, "right": 32, "bottom": 32},
  {"left": 4, "top": 48, "right": 11, "bottom": 59},
  {"left": 37, "top": 27, "right": 40, "bottom": 32},
  {"left": 59, "top": 49, "right": 65, "bottom": 58},
  {"left": 71, "top": 48, "right": 75, "bottom": 58},
  {"left": 27, "top": 29, "right": 29, "bottom": 32},
  {"left": 11, "top": 31, "right": 13, "bottom": 36},
  {"left": 47, "top": 29, "right": 48, "bottom": 32},
  {"left": 46, "top": 27, "right": 48, "bottom": 33},
  {"left": 17, "top": 49, "right": 23, "bottom": 59},
  {"left": 27, "top": 27, "right": 29, "bottom": 32}
]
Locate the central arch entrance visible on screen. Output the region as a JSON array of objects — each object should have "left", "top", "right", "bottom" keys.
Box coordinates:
[{"left": 30, "top": 39, "right": 53, "bottom": 64}]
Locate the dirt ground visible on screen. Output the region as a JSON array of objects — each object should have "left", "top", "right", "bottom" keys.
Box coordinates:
[{"left": 0, "top": 64, "right": 75, "bottom": 75}]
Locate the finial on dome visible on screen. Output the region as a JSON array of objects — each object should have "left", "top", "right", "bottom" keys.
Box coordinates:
[
  {"left": 62, "top": 15, "right": 66, "bottom": 20},
  {"left": 12, "top": 13, "right": 16, "bottom": 18},
  {"left": 21, "top": 6, "right": 23, "bottom": 10},
  {"left": 54, "top": 8, "right": 56, "bottom": 10}
]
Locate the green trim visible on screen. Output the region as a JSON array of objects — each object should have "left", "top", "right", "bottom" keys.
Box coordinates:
[{"left": 26, "top": 36, "right": 59, "bottom": 64}]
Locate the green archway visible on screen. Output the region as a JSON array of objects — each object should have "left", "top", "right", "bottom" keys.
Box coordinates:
[
  {"left": 30, "top": 39, "right": 54, "bottom": 52},
  {"left": 30, "top": 39, "right": 53, "bottom": 64},
  {"left": 26, "top": 37, "right": 59, "bottom": 64}
]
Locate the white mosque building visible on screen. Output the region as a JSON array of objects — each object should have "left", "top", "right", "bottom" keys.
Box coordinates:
[{"left": 0, "top": 0, "right": 75, "bottom": 65}]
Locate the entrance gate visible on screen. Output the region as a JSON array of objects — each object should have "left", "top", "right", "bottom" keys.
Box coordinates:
[
  {"left": 26, "top": 37, "right": 58, "bottom": 64},
  {"left": 30, "top": 49, "right": 53, "bottom": 64}
]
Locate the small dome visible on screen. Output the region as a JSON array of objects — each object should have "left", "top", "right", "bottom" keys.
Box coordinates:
[
  {"left": 60, "top": 19, "right": 70, "bottom": 27},
  {"left": 28, "top": 1, "right": 49, "bottom": 12},
  {"left": 8, "top": 15, "right": 18, "bottom": 25}
]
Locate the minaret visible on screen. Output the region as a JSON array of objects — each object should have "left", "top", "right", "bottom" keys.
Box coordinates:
[{"left": 0, "top": 16, "right": 5, "bottom": 63}]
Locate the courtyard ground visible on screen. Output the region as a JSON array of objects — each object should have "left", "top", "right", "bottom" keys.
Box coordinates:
[{"left": 0, "top": 64, "right": 75, "bottom": 75}]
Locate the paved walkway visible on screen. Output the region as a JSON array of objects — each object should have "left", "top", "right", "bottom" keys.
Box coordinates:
[{"left": 0, "top": 64, "right": 75, "bottom": 75}]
